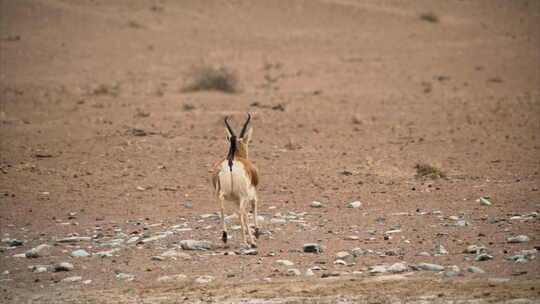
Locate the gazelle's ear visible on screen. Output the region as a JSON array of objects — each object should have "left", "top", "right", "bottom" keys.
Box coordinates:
[{"left": 241, "top": 127, "right": 253, "bottom": 143}]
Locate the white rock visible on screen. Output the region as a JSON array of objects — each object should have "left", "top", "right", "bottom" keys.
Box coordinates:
[
  {"left": 418, "top": 263, "right": 444, "bottom": 271},
  {"left": 287, "top": 269, "right": 301, "bottom": 276},
  {"left": 477, "top": 197, "right": 492, "bottom": 206},
  {"left": 276, "top": 259, "right": 294, "bottom": 266},
  {"left": 180, "top": 240, "right": 213, "bottom": 250},
  {"left": 62, "top": 276, "right": 82, "bottom": 283},
  {"left": 348, "top": 201, "right": 363, "bottom": 208},
  {"left": 195, "top": 275, "right": 215, "bottom": 283},
  {"left": 388, "top": 263, "right": 408, "bottom": 273},
  {"left": 155, "top": 274, "right": 188, "bottom": 284},
  {"left": 25, "top": 244, "right": 52, "bottom": 258},
  {"left": 116, "top": 273, "right": 134, "bottom": 280},
  {"left": 310, "top": 201, "right": 323, "bottom": 208},
  {"left": 507, "top": 235, "right": 530, "bottom": 243},
  {"left": 70, "top": 249, "right": 90, "bottom": 258}
]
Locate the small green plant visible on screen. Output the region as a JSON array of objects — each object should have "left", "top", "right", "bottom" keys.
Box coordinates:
[
  {"left": 415, "top": 163, "right": 446, "bottom": 179},
  {"left": 420, "top": 13, "right": 439, "bottom": 23},
  {"left": 181, "top": 65, "right": 239, "bottom": 93}
]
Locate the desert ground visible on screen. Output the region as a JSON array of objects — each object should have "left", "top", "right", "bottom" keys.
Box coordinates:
[{"left": 1, "top": 0, "right": 539, "bottom": 303}]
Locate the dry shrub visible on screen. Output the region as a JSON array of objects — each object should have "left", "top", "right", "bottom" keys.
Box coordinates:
[
  {"left": 420, "top": 13, "right": 439, "bottom": 23},
  {"left": 181, "top": 65, "right": 239, "bottom": 93},
  {"left": 415, "top": 163, "right": 446, "bottom": 179}
]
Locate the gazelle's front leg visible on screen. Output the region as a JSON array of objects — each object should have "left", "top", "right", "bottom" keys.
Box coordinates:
[{"left": 218, "top": 192, "right": 228, "bottom": 244}]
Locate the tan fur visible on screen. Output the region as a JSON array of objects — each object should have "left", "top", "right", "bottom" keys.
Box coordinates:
[{"left": 211, "top": 115, "right": 260, "bottom": 248}]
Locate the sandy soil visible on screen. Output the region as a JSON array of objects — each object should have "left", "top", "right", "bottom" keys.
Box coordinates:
[{"left": 1, "top": 0, "right": 539, "bottom": 303}]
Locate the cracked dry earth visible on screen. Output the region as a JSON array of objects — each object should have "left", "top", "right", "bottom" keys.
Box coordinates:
[{"left": 1, "top": 0, "right": 539, "bottom": 303}]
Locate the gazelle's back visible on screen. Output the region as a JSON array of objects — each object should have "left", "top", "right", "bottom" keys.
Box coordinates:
[{"left": 215, "top": 158, "right": 258, "bottom": 203}]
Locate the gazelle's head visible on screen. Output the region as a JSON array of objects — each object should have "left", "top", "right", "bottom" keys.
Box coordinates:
[{"left": 224, "top": 114, "right": 252, "bottom": 163}]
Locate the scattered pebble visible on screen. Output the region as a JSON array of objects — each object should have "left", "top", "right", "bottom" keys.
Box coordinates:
[
  {"left": 348, "top": 201, "right": 362, "bottom": 208},
  {"left": 477, "top": 197, "right": 492, "bottom": 206},
  {"left": 310, "top": 201, "right": 323, "bottom": 208},
  {"left": 303, "top": 243, "right": 322, "bottom": 253},
  {"left": 418, "top": 263, "right": 444, "bottom": 271},
  {"left": 467, "top": 266, "right": 485, "bottom": 274},
  {"left": 344, "top": 236, "right": 359, "bottom": 241},
  {"left": 335, "top": 251, "right": 355, "bottom": 264},
  {"left": 388, "top": 263, "right": 408, "bottom": 273},
  {"left": 25, "top": 244, "right": 52, "bottom": 258},
  {"left": 287, "top": 269, "right": 301, "bottom": 276},
  {"left": 276, "top": 260, "right": 294, "bottom": 266},
  {"left": 463, "top": 245, "right": 486, "bottom": 254},
  {"left": 116, "top": 273, "right": 134, "bottom": 280},
  {"left": 475, "top": 253, "right": 493, "bottom": 261},
  {"left": 195, "top": 275, "right": 215, "bottom": 283},
  {"left": 62, "top": 276, "right": 82, "bottom": 283},
  {"left": 507, "top": 235, "right": 530, "bottom": 243},
  {"left": 179, "top": 240, "right": 214, "bottom": 250},
  {"left": 432, "top": 245, "right": 448, "bottom": 255},
  {"left": 155, "top": 274, "right": 187, "bottom": 284},
  {"left": 70, "top": 249, "right": 90, "bottom": 258},
  {"left": 54, "top": 262, "right": 74, "bottom": 272}
]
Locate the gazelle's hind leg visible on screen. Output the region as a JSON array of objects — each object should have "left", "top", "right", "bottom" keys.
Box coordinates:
[
  {"left": 218, "top": 192, "right": 228, "bottom": 244},
  {"left": 240, "top": 199, "right": 257, "bottom": 248},
  {"left": 251, "top": 196, "right": 261, "bottom": 239}
]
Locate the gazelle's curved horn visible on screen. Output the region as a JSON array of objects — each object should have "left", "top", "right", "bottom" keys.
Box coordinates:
[
  {"left": 239, "top": 113, "right": 251, "bottom": 138},
  {"left": 224, "top": 116, "right": 236, "bottom": 137}
]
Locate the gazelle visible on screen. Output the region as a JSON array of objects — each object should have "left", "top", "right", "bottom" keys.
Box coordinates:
[{"left": 211, "top": 114, "right": 260, "bottom": 248}]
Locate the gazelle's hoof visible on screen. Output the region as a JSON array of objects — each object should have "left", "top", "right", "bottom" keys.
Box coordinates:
[
  {"left": 222, "top": 231, "right": 228, "bottom": 243},
  {"left": 254, "top": 228, "right": 261, "bottom": 239}
]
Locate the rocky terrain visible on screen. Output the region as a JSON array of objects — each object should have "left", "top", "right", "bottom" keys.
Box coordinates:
[{"left": 1, "top": 0, "right": 539, "bottom": 303}]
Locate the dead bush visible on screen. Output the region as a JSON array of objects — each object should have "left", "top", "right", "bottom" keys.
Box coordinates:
[
  {"left": 415, "top": 163, "right": 446, "bottom": 179},
  {"left": 181, "top": 65, "right": 239, "bottom": 93}
]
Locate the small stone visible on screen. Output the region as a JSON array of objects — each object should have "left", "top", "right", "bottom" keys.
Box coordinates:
[
  {"left": 348, "top": 201, "right": 363, "bottom": 208},
  {"left": 455, "top": 220, "right": 470, "bottom": 227},
  {"left": 351, "top": 248, "right": 373, "bottom": 256},
  {"left": 375, "top": 216, "right": 385, "bottom": 222},
  {"left": 70, "top": 249, "right": 90, "bottom": 258},
  {"left": 195, "top": 275, "right": 215, "bottom": 283},
  {"left": 57, "top": 236, "right": 92, "bottom": 243},
  {"left": 54, "top": 262, "right": 74, "bottom": 272},
  {"left": 344, "top": 236, "right": 359, "bottom": 241},
  {"left": 140, "top": 234, "right": 168, "bottom": 244},
  {"left": 365, "top": 229, "right": 377, "bottom": 235},
  {"left": 433, "top": 245, "right": 448, "bottom": 255},
  {"left": 160, "top": 249, "right": 190, "bottom": 259},
  {"left": 475, "top": 253, "right": 493, "bottom": 261},
  {"left": 388, "top": 263, "right": 407, "bottom": 273},
  {"left": 369, "top": 265, "right": 388, "bottom": 274},
  {"left": 242, "top": 249, "right": 258, "bottom": 255},
  {"left": 418, "top": 263, "right": 444, "bottom": 271},
  {"left": 477, "top": 197, "right": 492, "bottom": 206},
  {"left": 116, "top": 273, "right": 134, "bottom": 280},
  {"left": 335, "top": 251, "right": 355, "bottom": 264},
  {"left": 93, "top": 249, "right": 120, "bottom": 258},
  {"left": 224, "top": 251, "right": 236, "bottom": 256},
  {"left": 32, "top": 265, "right": 51, "bottom": 273},
  {"left": 516, "top": 258, "right": 528, "bottom": 264},
  {"left": 270, "top": 218, "right": 287, "bottom": 224},
  {"left": 310, "top": 201, "right": 323, "bottom": 208},
  {"left": 155, "top": 274, "right": 187, "bottom": 284},
  {"left": 62, "top": 276, "right": 82, "bottom": 283},
  {"left": 507, "top": 235, "right": 530, "bottom": 243},
  {"left": 303, "top": 243, "right": 322, "bottom": 253},
  {"left": 180, "top": 240, "right": 214, "bottom": 250},
  {"left": 25, "top": 244, "right": 52, "bottom": 258},
  {"left": 507, "top": 254, "right": 526, "bottom": 261},
  {"left": 304, "top": 269, "right": 315, "bottom": 276},
  {"left": 467, "top": 266, "right": 485, "bottom": 274},
  {"left": 417, "top": 252, "right": 431, "bottom": 257},
  {"left": 83, "top": 280, "right": 92, "bottom": 285},
  {"left": 276, "top": 260, "right": 294, "bottom": 266},
  {"left": 151, "top": 256, "right": 166, "bottom": 261},
  {"left": 287, "top": 269, "right": 301, "bottom": 276},
  {"left": 463, "top": 245, "right": 486, "bottom": 254},
  {"left": 334, "top": 259, "right": 347, "bottom": 265},
  {"left": 385, "top": 249, "right": 398, "bottom": 256}
]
